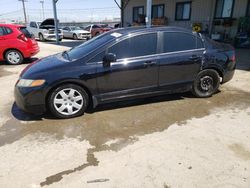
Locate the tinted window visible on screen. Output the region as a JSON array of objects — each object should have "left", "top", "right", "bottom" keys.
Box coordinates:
[
  {"left": 93, "top": 25, "right": 99, "bottom": 29},
  {"left": 0, "top": 27, "right": 4, "bottom": 36},
  {"left": 197, "top": 37, "right": 204, "bottom": 48},
  {"left": 89, "top": 51, "right": 105, "bottom": 63},
  {"left": 20, "top": 27, "right": 32, "bottom": 38},
  {"left": 5, "top": 27, "right": 12, "bottom": 34},
  {"left": 108, "top": 33, "right": 157, "bottom": 59},
  {"left": 30, "top": 22, "right": 37, "bottom": 28},
  {"left": 67, "top": 32, "right": 116, "bottom": 61},
  {"left": 163, "top": 32, "right": 197, "bottom": 53}
]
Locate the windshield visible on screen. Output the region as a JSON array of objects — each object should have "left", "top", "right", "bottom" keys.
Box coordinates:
[{"left": 66, "top": 32, "right": 116, "bottom": 61}]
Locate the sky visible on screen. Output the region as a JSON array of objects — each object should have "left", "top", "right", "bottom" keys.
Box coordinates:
[{"left": 0, "top": 0, "right": 121, "bottom": 22}]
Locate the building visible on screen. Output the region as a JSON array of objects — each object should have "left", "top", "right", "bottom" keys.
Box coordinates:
[{"left": 121, "top": 0, "right": 250, "bottom": 41}]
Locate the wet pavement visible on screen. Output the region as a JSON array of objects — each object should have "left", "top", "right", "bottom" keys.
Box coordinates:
[{"left": 0, "top": 43, "right": 249, "bottom": 188}]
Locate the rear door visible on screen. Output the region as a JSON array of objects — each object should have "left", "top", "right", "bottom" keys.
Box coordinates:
[
  {"left": 95, "top": 32, "right": 159, "bottom": 101},
  {"left": 158, "top": 32, "right": 205, "bottom": 89}
]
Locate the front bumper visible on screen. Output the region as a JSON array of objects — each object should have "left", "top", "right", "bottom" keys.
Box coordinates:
[
  {"left": 14, "top": 85, "right": 47, "bottom": 115},
  {"left": 77, "top": 34, "right": 91, "bottom": 40},
  {"left": 44, "top": 33, "right": 63, "bottom": 40}
]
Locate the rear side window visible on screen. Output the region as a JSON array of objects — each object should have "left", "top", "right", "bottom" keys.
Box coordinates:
[
  {"left": 108, "top": 33, "right": 157, "bottom": 59},
  {"left": 30, "top": 22, "right": 37, "bottom": 28},
  {"left": 163, "top": 32, "right": 197, "bottom": 53},
  {"left": 5, "top": 27, "right": 13, "bottom": 34},
  {"left": 0, "top": 27, "right": 4, "bottom": 36},
  {"left": 20, "top": 27, "right": 32, "bottom": 38}
]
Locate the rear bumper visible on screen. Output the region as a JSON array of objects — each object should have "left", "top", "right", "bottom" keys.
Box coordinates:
[
  {"left": 23, "top": 46, "right": 40, "bottom": 58},
  {"left": 14, "top": 85, "right": 46, "bottom": 115}
]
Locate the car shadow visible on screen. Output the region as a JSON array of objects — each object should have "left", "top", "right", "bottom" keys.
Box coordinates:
[
  {"left": 11, "top": 92, "right": 194, "bottom": 121},
  {"left": 0, "top": 57, "right": 39, "bottom": 66}
]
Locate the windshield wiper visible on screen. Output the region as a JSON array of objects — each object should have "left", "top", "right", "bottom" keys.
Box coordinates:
[{"left": 62, "top": 51, "right": 71, "bottom": 61}]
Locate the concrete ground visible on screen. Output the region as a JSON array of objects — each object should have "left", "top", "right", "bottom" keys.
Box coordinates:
[{"left": 0, "top": 41, "right": 249, "bottom": 188}]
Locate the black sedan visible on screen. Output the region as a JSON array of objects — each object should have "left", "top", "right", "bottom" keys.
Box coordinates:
[{"left": 15, "top": 26, "right": 236, "bottom": 118}]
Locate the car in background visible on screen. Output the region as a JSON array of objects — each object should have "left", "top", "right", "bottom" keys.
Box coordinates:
[
  {"left": 15, "top": 26, "right": 236, "bottom": 118},
  {"left": 83, "top": 24, "right": 112, "bottom": 37},
  {"left": 0, "top": 24, "right": 39, "bottom": 65},
  {"left": 62, "top": 26, "right": 91, "bottom": 40},
  {"left": 27, "top": 18, "right": 63, "bottom": 41}
]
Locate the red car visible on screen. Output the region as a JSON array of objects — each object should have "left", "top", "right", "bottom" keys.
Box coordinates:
[
  {"left": 84, "top": 24, "right": 112, "bottom": 37},
  {"left": 0, "top": 24, "right": 39, "bottom": 65}
]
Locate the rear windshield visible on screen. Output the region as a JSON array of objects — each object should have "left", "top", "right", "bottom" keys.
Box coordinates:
[
  {"left": 20, "top": 27, "right": 33, "bottom": 38},
  {"left": 66, "top": 32, "right": 116, "bottom": 61}
]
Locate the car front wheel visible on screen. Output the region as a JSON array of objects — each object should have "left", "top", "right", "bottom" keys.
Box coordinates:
[
  {"left": 48, "top": 84, "right": 89, "bottom": 119},
  {"left": 192, "top": 69, "right": 220, "bottom": 98},
  {"left": 5, "top": 50, "right": 23, "bottom": 65}
]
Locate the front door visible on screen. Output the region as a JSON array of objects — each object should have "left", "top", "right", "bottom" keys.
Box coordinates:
[
  {"left": 96, "top": 33, "right": 159, "bottom": 101},
  {"left": 0, "top": 27, "right": 7, "bottom": 60}
]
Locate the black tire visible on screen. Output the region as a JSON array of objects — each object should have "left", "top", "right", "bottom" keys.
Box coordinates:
[
  {"left": 73, "top": 34, "right": 78, "bottom": 40},
  {"left": 5, "top": 50, "right": 23, "bottom": 65},
  {"left": 95, "top": 32, "right": 100, "bottom": 37},
  {"left": 48, "top": 84, "right": 89, "bottom": 119},
  {"left": 39, "top": 33, "right": 45, "bottom": 42},
  {"left": 192, "top": 69, "right": 220, "bottom": 98}
]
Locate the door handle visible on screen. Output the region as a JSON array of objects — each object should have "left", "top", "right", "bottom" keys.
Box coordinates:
[
  {"left": 189, "top": 55, "right": 201, "bottom": 61},
  {"left": 144, "top": 61, "right": 157, "bottom": 66}
]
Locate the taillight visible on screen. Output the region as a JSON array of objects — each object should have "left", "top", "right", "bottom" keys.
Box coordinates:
[
  {"left": 17, "top": 34, "right": 28, "bottom": 42},
  {"left": 231, "top": 54, "right": 236, "bottom": 62}
]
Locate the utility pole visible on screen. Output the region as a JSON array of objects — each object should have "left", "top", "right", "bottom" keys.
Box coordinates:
[
  {"left": 52, "top": 0, "right": 60, "bottom": 44},
  {"left": 40, "top": 0, "right": 45, "bottom": 20},
  {"left": 19, "top": 0, "right": 28, "bottom": 24}
]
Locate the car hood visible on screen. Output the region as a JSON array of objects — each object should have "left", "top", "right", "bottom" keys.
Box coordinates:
[
  {"left": 40, "top": 18, "right": 55, "bottom": 27},
  {"left": 20, "top": 54, "right": 69, "bottom": 79}
]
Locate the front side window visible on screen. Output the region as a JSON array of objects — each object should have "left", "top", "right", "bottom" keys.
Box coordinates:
[
  {"left": 133, "top": 6, "right": 144, "bottom": 22},
  {"left": 152, "top": 4, "right": 165, "bottom": 19},
  {"left": 108, "top": 33, "right": 157, "bottom": 59},
  {"left": 175, "top": 2, "right": 192, "bottom": 21},
  {"left": 163, "top": 32, "right": 199, "bottom": 53},
  {"left": 215, "top": 0, "right": 234, "bottom": 18}
]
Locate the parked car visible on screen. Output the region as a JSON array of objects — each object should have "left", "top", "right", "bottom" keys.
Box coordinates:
[
  {"left": 15, "top": 26, "right": 236, "bottom": 118},
  {"left": 83, "top": 24, "right": 112, "bottom": 37},
  {"left": 0, "top": 24, "right": 39, "bottom": 65},
  {"left": 27, "top": 18, "right": 63, "bottom": 41},
  {"left": 62, "top": 26, "right": 91, "bottom": 40}
]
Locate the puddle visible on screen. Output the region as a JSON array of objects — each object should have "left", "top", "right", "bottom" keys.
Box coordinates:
[{"left": 1, "top": 86, "right": 250, "bottom": 186}]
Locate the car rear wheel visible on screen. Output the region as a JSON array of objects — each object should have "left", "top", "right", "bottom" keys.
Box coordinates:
[
  {"left": 39, "top": 33, "right": 45, "bottom": 41},
  {"left": 48, "top": 84, "right": 89, "bottom": 119},
  {"left": 5, "top": 50, "right": 23, "bottom": 65},
  {"left": 192, "top": 69, "right": 220, "bottom": 98},
  {"left": 73, "top": 34, "right": 78, "bottom": 40}
]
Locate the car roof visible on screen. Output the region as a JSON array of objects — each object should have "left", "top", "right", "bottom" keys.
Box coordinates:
[
  {"left": 0, "top": 23, "right": 24, "bottom": 28},
  {"left": 112, "top": 26, "right": 194, "bottom": 35}
]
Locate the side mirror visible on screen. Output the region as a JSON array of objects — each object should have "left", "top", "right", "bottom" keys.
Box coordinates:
[{"left": 103, "top": 53, "right": 116, "bottom": 67}]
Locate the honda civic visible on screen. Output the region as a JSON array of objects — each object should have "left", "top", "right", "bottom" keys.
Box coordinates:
[{"left": 15, "top": 27, "right": 236, "bottom": 118}]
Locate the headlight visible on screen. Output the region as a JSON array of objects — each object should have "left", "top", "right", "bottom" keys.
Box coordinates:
[
  {"left": 17, "top": 79, "right": 45, "bottom": 87},
  {"left": 43, "top": 30, "right": 49, "bottom": 34}
]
